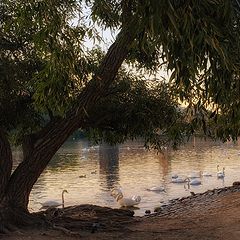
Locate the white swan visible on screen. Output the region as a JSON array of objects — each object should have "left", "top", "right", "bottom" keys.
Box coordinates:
[
  {"left": 201, "top": 171, "right": 212, "bottom": 177},
  {"left": 171, "top": 177, "right": 187, "bottom": 183},
  {"left": 217, "top": 165, "right": 225, "bottom": 178},
  {"left": 186, "top": 178, "right": 201, "bottom": 185},
  {"left": 188, "top": 171, "right": 201, "bottom": 179},
  {"left": 115, "top": 193, "right": 141, "bottom": 207},
  {"left": 39, "top": 189, "right": 68, "bottom": 209},
  {"left": 111, "top": 188, "right": 141, "bottom": 207},
  {"left": 146, "top": 186, "right": 165, "bottom": 192}
]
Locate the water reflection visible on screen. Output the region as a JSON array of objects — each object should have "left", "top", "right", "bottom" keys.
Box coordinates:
[
  {"left": 99, "top": 144, "right": 119, "bottom": 190},
  {"left": 26, "top": 138, "right": 240, "bottom": 216},
  {"left": 47, "top": 154, "right": 79, "bottom": 172}
]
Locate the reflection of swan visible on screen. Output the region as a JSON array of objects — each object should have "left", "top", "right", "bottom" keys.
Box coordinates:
[
  {"left": 111, "top": 188, "right": 141, "bottom": 207},
  {"left": 172, "top": 177, "right": 187, "bottom": 183},
  {"left": 186, "top": 178, "right": 201, "bottom": 185},
  {"left": 146, "top": 186, "right": 165, "bottom": 192},
  {"left": 217, "top": 165, "right": 225, "bottom": 178},
  {"left": 40, "top": 190, "right": 68, "bottom": 209}
]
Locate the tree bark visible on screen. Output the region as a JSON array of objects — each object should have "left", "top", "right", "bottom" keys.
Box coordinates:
[
  {"left": 4, "top": 17, "right": 139, "bottom": 210},
  {"left": 0, "top": 129, "right": 12, "bottom": 200}
]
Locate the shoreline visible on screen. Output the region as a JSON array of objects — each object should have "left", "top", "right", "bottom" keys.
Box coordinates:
[{"left": 3, "top": 183, "right": 240, "bottom": 240}]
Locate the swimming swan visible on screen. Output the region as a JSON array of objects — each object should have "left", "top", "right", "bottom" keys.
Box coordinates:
[
  {"left": 186, "top": 178, "right": 201, "bottom": 185},
  {"left": 188, "top": 171, "right": 201, "bottom": 179},
  {"left": 217, "top": 165, "right": 225, "bottom": 178},
  {"left": 111, "top": 188, "right": 141, "bottom": 207},
  {"left": 115, "top": 193, "right": 141, "bottom": 207},
  {"left": 146, "top": 186, "right": 165, "bottom": 192},
  {"left": 171, "top": 177, "right": 187, "bottom": 183},
  {"left": 39, "top": 189, "right": 68, "bottom": 209},
  {"left": 201, "top": 171, "right": 212, "bottom": 177}
]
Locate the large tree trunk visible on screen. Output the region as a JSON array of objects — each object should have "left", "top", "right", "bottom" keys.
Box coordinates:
[
  {"left": 0, "top": 130, "right": 42, "bottom": 233},
  {"left": 0, "top": 14, "right": 139, "bottom": 230},
  {"left": 0, "top": 129, "right": 12, "bottom": 200}
]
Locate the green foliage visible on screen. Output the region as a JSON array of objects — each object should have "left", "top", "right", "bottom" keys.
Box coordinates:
[
  {"left": 84, "top": 70, "right": 189, "bottom": 149},
  {"left": 1, "top": 0, "right": 92, "bottom": 116},
  {"left": 2, "top": 0, "right": 240, "bottom": 147}
]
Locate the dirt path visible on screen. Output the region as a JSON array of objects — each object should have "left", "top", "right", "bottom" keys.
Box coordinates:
[{"left": 2, "top": 185, "right": 240, "bottom": 240}]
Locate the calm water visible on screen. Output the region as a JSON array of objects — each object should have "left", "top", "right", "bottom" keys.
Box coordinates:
[{"left": 15, "top": 138, "right": 240, "bottom": 216}]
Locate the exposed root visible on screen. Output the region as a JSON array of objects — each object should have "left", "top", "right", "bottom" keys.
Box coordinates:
[
  {"left": 0, "top": 205, "right": 46, "bottom": 234},
  {"left": 52, "top": 225, "right": 82, "bottom": 237},
  {"left": 0, "top": 224, "right": 10, "bottom": 234}
]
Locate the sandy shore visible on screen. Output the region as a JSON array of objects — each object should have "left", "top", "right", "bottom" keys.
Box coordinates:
[{"left": 2, "top": 184, "right": 240, "bottom": 240}]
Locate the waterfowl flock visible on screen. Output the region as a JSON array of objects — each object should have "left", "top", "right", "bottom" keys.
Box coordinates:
[
  {"left": 109, "top": 165, "right": 227, "bottom": 210},
  {"left": 38, "top": 165, "right": 226, "bottom": 213}
]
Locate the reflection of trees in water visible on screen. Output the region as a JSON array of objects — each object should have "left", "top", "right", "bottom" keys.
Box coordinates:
[
  {"left": 157, "top": 152, "right": 169, "bottom": 181},
  {"left": 99, "top": 144, "right": 119, "bottom": 190},
  {"left": 47, "top": 154, "right": 79, "bottom": 172}
]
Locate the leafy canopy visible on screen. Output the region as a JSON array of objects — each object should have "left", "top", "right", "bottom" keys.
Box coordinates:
[{"left": 1, "top": 0, "right": 240, "bottom": 147}]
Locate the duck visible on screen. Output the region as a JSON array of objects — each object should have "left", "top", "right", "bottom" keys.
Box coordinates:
[
  {"left": 115, "top": 193, "right": 141, "bottom": 207},
  {"left": 171, "top": 174, "right": 178, "bottom": 179},
  {"left": 39, "top": 189, "right": 68, "bottom": 210},
  {"left": 217, "top": 165, "right": 225, "bottom": 178},
  {"left": 146, "top": 186, "right": 165, "bottom": 192}
]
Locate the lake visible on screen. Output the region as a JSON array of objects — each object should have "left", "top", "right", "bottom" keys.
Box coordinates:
[{"left": 17, "top": 138, "right": 240, "bottom": 216}]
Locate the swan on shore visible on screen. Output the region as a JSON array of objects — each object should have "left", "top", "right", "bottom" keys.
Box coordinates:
[{"left": 39, "top": 189, "right": 68, "bottom": 209}]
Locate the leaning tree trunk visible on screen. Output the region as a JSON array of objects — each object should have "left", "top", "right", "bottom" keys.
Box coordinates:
[
  {"left": 0, "top": 129, "right": 39, "bottom": 232},
  {"left": 0, "top": 14, "right": 139, "bottom": 230}
]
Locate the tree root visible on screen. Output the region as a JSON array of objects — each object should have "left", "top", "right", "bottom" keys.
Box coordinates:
[
  {"left": 0, "top": 205, "right": 46, "bottom": 234},
  {"left": 0, "top": 222, "right": 20, "bottom": 234},
  {"left": 52, "top": 224, "right": 82, "bottom": 237}
]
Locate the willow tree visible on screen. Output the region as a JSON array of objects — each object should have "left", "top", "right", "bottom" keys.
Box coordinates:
[{"left": 1, "top": 0, "right": 240, "bottom": 231}]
